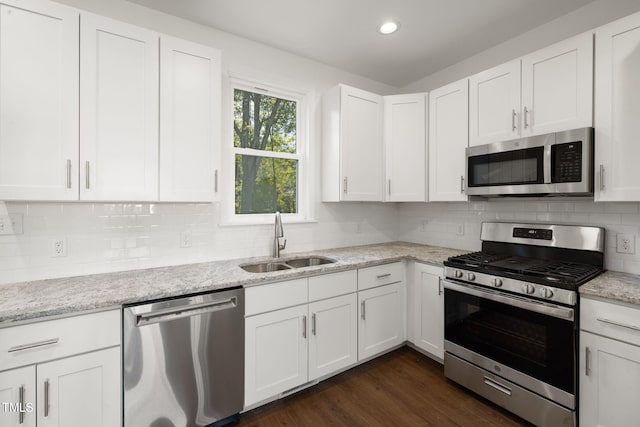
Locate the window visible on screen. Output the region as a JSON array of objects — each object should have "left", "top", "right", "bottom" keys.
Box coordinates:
[{"left": 228, "top": 78, "right": 310, "bottom": 223}]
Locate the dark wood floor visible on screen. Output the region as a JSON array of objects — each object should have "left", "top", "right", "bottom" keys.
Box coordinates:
[{"left": 236, "top": 347, "right": 531, "bottom": 426}]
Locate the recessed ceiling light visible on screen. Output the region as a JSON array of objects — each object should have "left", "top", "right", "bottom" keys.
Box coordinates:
[{"left": 379, "top": 21, "right": 399, "bottom": 35}]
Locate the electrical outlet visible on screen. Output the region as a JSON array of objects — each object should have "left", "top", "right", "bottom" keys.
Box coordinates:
[
  {"left": 616, "top": 234, "right": 635, "bottom": 254},
  {"left": 456, "top": 224, "right": 465, "bottom": 236},
  {"left": 0, "top": 214, "right": 23, "bottom": 235},
  {"left": 180, "top": 231, "right": 192, "bottom": 248},
  {"left": 51, "top": 238, "right": 67, "bottom": 257}
]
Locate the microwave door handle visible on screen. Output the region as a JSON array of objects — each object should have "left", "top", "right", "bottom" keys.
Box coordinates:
[{"left": 544, "top": 144, "right": 552, "bottom": 184}]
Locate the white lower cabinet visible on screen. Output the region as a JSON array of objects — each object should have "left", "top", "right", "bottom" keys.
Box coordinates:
[
  {"left": 358, "top": 281, "right": 406, "bottom": 360},
  {"left": 410, "top": 263, "right": 444, "bottom": 360},
  {"left": 580, "top": 297, "right": 640, "bottom": 427},
  {"left": 0, "top": 310, "right": 121, "bottom": 427},
  {"left": 244, "top": 304, "right": 309, "bottom": 407}
]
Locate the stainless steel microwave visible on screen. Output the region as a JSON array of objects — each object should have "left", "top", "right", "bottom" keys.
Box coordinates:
[{"left": 465, "top": 127, "right": 593, "bottom": 197}]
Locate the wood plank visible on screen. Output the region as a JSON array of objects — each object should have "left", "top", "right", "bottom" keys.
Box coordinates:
[{"left": 238, "top": 347, "right": 531, "bottom": 426}]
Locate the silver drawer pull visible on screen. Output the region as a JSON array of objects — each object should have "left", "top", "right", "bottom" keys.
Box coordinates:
[
  {"left": 585, "top": 346, "right": 591, "bottom": 377},
  {"left": 44, "top": 379, "right": 50, "bottom": 417},
  {"left": 597, "top": 318, "right": 640, "bottom": 333},
  {"left": 361, "top": 301, "right": 366, "bottom": 320},
  {"left": 19, "top": 385, "right": 25, "bottom": 424},
  {"left": 8, "top": 338, "right": 59, "bottom": 353},
  {"left": 376, "top": 273, "right": 391, "bottom": 279},
  {"left": 483, "top": 376, "right": 512, "bottom": 396}
]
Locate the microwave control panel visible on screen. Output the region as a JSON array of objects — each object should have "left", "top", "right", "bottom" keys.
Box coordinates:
[{"left": 551, "top": 141, "right": 582, "bottom": 183}]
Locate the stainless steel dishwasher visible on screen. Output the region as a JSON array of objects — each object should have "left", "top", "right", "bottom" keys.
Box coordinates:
[{"left": 123, "top": 287, "right": 244, "bottom": 427}]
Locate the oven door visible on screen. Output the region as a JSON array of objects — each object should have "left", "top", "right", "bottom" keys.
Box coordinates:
[
  {"left": 443, "top": 280, "right": 576, "bottom": 408},
  {"left": 466, "top": 133, "right": 554, "bottom": 196}
]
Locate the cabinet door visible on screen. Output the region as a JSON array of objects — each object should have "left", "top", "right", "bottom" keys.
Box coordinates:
[
  {"left": 160, "top": 36, "right": 221, "bottom": 202},
  {"left": 245, "top": 305, "right": 308, "bottom": 407},
  {"left": 340, "top": 85, "right": 383, "bottom": 201},
  {"left": 80, "top": 13, "right": 159, "bottom": 201},
  {"left": 0, "top": 0, "right": 78, "bottom": 200},
  {"left": 428, "top": 79, "right": 469, "bottom": 201},
  {"left": 37, "top": 347, "right": 120, "bottom": 427},
  {"left": 521, "top": 32, "right": 593, "bottom": 137},
  {"left": 308, "top": 293, "right": 358, "bottom": 380},
  {"left": 469, "top": 60, "right": 520, "bottom": 146},
  {"left": 580, "top": 331, "right": 640, "bottom": 427},
  {"left": 595, "top": 12, "right": 640, "bottom": 201},
  {"left": 412, "top": 264, "right": 444, "bottom": 360},
  {"left": 383, "top": 93, "right": 427, "bottom": 202},
  {"left": 358, "top": 282, "right": 406, "bottom": 360},
  {"left": 0, "top": 366, "right": 36, "bottom": 427}
]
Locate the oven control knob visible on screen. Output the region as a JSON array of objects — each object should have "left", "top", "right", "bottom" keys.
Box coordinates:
[
  {"left": 454, "top": 270, "right": 463, "bottom": 278},
  {"left": 522, "top": 284, "right": 535, "bottom": 294},
  {"left": 491, "top": 278, "right": 503, "bottom": 288},
  {"left": 467, "top": 273, "right": 476, "bottom": 281},
  {"left": 539, "top": 287, "right": 554, "bottom": 299}
]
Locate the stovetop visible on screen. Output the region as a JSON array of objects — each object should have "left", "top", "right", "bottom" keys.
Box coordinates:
[{"left": 444, "top": 251, "right": 603, "bottom": 290}]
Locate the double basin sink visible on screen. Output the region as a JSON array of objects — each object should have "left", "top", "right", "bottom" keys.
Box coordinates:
[{"left": 240, "top": 256, "right": 336, "bottom": 273}]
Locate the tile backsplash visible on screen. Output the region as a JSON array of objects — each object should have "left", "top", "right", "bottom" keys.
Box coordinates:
[
  {"left": 0, "top": 201, "right": 399, "bottom": 285},
  {"left": 398, "top": 200, "right": 640, "bottom": 274},
  {"left": 2, "top": 199, "right": 640, "bottom": 285}
]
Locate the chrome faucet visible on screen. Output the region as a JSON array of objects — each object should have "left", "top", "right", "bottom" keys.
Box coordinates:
[{"left": 273, "top": 211, "right": 287, "bottom": 258}]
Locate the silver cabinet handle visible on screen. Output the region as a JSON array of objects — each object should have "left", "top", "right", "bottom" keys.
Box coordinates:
[
  {"left": 376, "top": 273, "right": 391, "bottom": 279},
  {"left": 312, "top": 313, "right": 316, "bottom": 336},
  {"left": 585, "top": 346, "right": 591, "bottom": 377},
  {"left": 388, "top": 179, "right": 391, "bottom": 196},
  {"left": 214, "top": 169, "right": 219, "bottom": 193},
  {"left": 343, "top": 177, "right": 348, "bottom": 194},
  {"left": 85, "top": 161, "right": 90, "bottom": 189},
  {"left": 597, "top": 317, "right": 640, "bottom": 333},
  {"left": 8, "top": 338, "right": 59, "bottom": 353},
  {"left": 523, "top": 106, "right": 529, "bottom": 129},
  {"left": 302, "top": 315, "right": 307, "bottom": 339},
  {"left": 361, "top": 301, "right": 365, "bottom": 320},
  {"left": 460, "top": 176, "right": 465, "bottom": 194},
  {"left": 511, "top": 109, "right": 517, "bottom": 131},
  {"left": 438, "top": 277, "right": 443, "bottom": 296},
  {"left": 599, "top": 164, "right": 604, "bottom": 191},
  {"left": 66, "top": 160, "right": 72, "bottom": 189},
  {"left": 483, "top": 376, "right": 512, "bottom": 396},
  {"left": 19, "top": 385, "right": 25, "bottom": 424},
  {"left": 44, "top": 379, "right": 50, "bottom": 417}
]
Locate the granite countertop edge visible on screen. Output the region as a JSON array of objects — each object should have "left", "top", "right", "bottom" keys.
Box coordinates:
[
  {"left": 579, "top": 270, "right": 640, "bottom": 306},
  {"left": 0, "top": 242, "right": 466, "bottom": 325}
]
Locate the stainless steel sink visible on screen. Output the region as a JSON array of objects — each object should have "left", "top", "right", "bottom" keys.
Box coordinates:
[
  {"left": 240, "top": 262, "right": 293, "bottom": 273},
  {"left": 240, "top": 256, "right": 336, "bottom": 273},
  {"left": 284, "top": 256, "right": 336, "bottom": 268}
]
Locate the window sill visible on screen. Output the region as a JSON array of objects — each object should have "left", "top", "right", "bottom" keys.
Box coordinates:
[{"left": 218, "top": 217, "right": 318, "bottom": 227}]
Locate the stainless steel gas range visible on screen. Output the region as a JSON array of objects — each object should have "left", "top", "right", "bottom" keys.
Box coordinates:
[{"left": 443, "top": 222, "right": 604, "bottom": 427}]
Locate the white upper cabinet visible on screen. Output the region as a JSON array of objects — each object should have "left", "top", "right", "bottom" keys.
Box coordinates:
[
  {"left": 0, "top": 0, "right": 79, "bottom": 201},
  {"left": 521, "top": 32, "right": 593, "bottom": 136},
  {"left": 323, "top": 84, "right": 383, "bottom": 202},
  {"left": 428, "top": 79, "right": 469, "bottom": 202},
  {"left": 469, "top": 32, "right": 592, "bottom": 146},
  {"left": 80, "top": 13, "right": 159, "bottom": 201},
  {"left": 160, "top": 36, "right": 221, "bottom": 202},
  {"left": 469, "top": 60, "right": 520, "bottom": 146},
  {"left": 383, "top": 93, "right": 427, "bottom": 201},
  {"left": 595, "top": 11, "right": 640, "bottom": 201}
]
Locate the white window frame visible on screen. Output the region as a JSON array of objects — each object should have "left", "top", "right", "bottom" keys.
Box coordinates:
[{"left": 222, "top": 76, "right": 313, "bottom": 225}]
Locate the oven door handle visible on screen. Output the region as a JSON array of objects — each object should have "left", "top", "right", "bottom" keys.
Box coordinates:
[{"left": 443, "top": 280, "right": 574, "bottom": 321}]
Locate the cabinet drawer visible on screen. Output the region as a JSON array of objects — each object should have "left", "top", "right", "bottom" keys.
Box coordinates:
[
  {"left": 0, "top": 309, "right": 120, "bottom": 371},
  {"left": 308, "top": 270, "right": 357, "bottom": 302},
  {"left": 581, "top": 297, "right": 640, "bottom": 347},
  {"left": 358, "top": 262, "right": 404, "bottom": 290},
  {"left": 245, "top": 278, "right": 308, "bottom": 316}
]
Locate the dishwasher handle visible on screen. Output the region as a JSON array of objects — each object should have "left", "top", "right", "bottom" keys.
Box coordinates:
[{"left": 136, "top": 297, "right": 237, "bottom": 326}]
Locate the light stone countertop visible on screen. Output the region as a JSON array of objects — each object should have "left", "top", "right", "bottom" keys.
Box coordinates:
[
  {"left": 0, "top": 242, "right": 466, "bottom": 325},
  {"left": 579, "top": 270, "right": 640, "bottom": 306}
]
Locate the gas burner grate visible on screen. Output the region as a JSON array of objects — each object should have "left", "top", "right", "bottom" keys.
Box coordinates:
[
  {"left": 523, "top": 261, "right": 603, "bottom": 285},
  {"left": 446, "top": 251, "right": 509, "bottom": 268}
]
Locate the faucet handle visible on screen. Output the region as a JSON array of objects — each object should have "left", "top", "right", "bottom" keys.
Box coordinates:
[{"left": 279, "top": 238, "right": 287, "bottom": 251}]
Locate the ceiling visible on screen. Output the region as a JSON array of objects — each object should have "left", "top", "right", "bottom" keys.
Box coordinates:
[{"left": 128, "top": 0, "right": 597, "bottom": 87}]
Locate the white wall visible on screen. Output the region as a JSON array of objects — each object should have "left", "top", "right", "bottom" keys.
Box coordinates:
[
  {"left": 0, "top": 0, "right": 401, "bottom": 285},
  {"left": 402, "top": 0, "right": 640, "bottom": 92}
]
